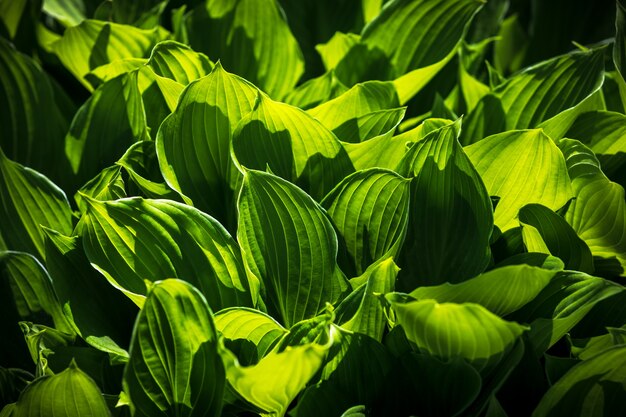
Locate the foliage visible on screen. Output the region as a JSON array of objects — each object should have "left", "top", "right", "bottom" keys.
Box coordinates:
[{"left": 0, "top": 0, "right": 625, "bottom": 416}]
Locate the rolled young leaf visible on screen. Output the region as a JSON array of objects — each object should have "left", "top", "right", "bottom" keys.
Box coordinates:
[
  {"left": 237, "top": 170, "right": 349, "bottom": 327},
  {"left": 124, "top": 279, "right": 224, "bottom": 417}
]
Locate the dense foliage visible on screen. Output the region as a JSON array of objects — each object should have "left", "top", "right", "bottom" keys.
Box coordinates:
[{"left": 1, "top": 0, "right": 626, "bottom": 415}]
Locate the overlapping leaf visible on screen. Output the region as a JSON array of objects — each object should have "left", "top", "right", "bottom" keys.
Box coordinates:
[
  {"left": 79, "top": 197, "right": 254, "bottom": 309},
  {"left": 124, "top": 279, "right": 224, "bottom": 417},
  {"left": 232, "top": 93, "right": 354, "bottom": 201},
  {"left": 237, "top": 170, "right": 349, "bottom": 327},
  {"left": 184, "top": 0, "right": 304, "bottom": 99},
  {"left": 147, "top": 40, "right": 213, "bottom": 85},
  {"left": 322, "top": 169, "right": 410, "bottom": 276},
  {"left": 465, "top": 129, "right": 573, "bottom": 232},
  {"left": 396, "top": 119, "right": 493, "bottom": 287}
]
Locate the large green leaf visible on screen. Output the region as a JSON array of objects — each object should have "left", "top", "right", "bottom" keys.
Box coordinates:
[
  {"left": 232, "top": 93, "right": 354, "bottom": 201},
  {"left": 65, "top": 72, "right": 148, "bottom": 192},
  {"left": 156, "top": 62, "right": 258, "bottom": 224},
  {"left": 0, "top": 251, "right": 73, "bottom": 334},
  {"left": 78, "top": 197, "right": 254, "bottom": 309},
  {"left": 335, "top": 258, "right": 398, "bottom": 341},
  {"left": 519, "top": 204, "right": 594, "bottom": 273},
  {"left": 333, "top": 0, "right": 483, "bottom": 85},
  {"left": 321, "top": 169, "right": 410, "bottom": 276},
  {"left": 51, "top": 19, "right": 164, "bottom": 89},
  {"left": 465, "top": 129, "right": 573, "bottom": 232},
  {"left": 237, "top": 170, "right": 349, "bottom": 327},
  {"left": 146, "top": 40, "right": 213, "bottom": 85},
  {"left": 315, "top": 32, "right": 360, "bottom": 72},
  {"left": 283, "top": 70, "right": 348, "bottom": 110},
  {"left": 10, "top": 360, "right": 110, "bottom": 417},
  {"left": 184, "top": 0, "right": 304, "bottom": 99},
  {"left": 43, "top": 229, "right": 137, "bottom": 359},
  {"left": 0, "top": 149, "right": 73, "bottom": 261},
  {"left": 533, "top": 345, "right": 626, "bottom": 417},
  {"left": 0, "top": 38, "right": 75, "bottom": 189},
  {"left": 559, "top": 139, "right": 626, "bottom": 275},
  {"left": 123, "top": 279, "right": 224, "bottom": 417},
  {"left": 409, "top": 264, "right": 557, "bottom": 316},
  {"left": 214, "top": 307, "right": 287, "bottom": 366},
  {"left": 510, "top": 271, "right": 624, "bottom": 354},
  {"left": 462, "top": 48, "right": 605, "bottom": 143},
  {"left": 386, "top": 295, "right": 527, "bottom": 372},
  {"left": 74, "top": 166, "right": 126, "bottom": 213},
  {"left": 396, "top": 119, "right": 494, "bottom": 287}
]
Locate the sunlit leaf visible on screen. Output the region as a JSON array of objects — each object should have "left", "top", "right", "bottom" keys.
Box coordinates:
[{"left": 147, "top": 40, "right": 213, "bottom": 84}]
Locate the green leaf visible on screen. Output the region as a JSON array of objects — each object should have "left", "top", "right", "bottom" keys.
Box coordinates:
[
  {"left": 110, "top": 0, "right": 166, "bottom": 27},
  {"left": 409, "top": 264, "right": 557, "bottom": 316},
  {"left": 147, "top": 40, "right": 213, "bottom": 85},
  {"left": 283, "top": 70, "right": 348, "bottom": 110},
  {"left": 510, "top": 271, "right": 624, "bottom": 354},
  {"left": 43, "top": 229, "right": 137, "bottom": 359},
  {"left": 0, "top": 251, "right": 73, "bottom": 334},
  {"left": 0, "top": 0, "right": 28, "bottom": 38},
  {"left": 214, "top": 307, "right": 287, "bottom": 366},
  {"left": 533, "top": 345, "right": 626, "bottom": 417},
  {"left": 463, "top": 48, "right": 605, "bottom": 142},
  {"left": 0, "top": 38, "right": 75, "bottom": 189},
  {"left": 134, "top": 67, "right": 185, "bottom": 135},
  {"left": 232, "top": 93, "right": 354, "bottom": 201},
  {"left": 237, "top": 170, "right": 349, "bottom": 327},
  {"left": 123, "top": 279, "right": 224, "bottom": 417},
  {"left": 571, "top": 324, "right": 626, "bottom": 360},
  {"left": 65, "top": 72, "right": 148, "bottom": 191},
  {"left": 79, "top": 197, "right": 254, "bottom": 309},
  {"left": 321, "top": 169, "right": 410, "bottom": 276},
  {"left": 51, "top": 19, "right": 165, "bottom": 89},
  {"left": 559, "top": 139, "right": 626, "bottom": 275},
  {"left": 335, "top": 258, "right": 398, "bottom": 341},
  {"left": 396, "top": 119, "right": 494, "bottom": 287},
  {"left": 85, "top": 58, "right": 148, "bottom": 87},
  {"left": 42, "top": 0, "right": 90, "bottom": 26},
  {"left": 185, "top": 0, "right": 304, "bottom": 99},
  {"left": 74, "top": 166, "right": 126, "bottom": 213},
  {"left": 386, "top": 295, "right": 528, "bottom": 372},
  {"left": 334, "top": 0, "right": 483, "bottom": 84},
  {"left": 465, "top": 129, "right": 573, "bottom": 232},
  {"left": 0, "top": 149, "right": 73, "bottom": 261},
  {"left": 614, "top": 0, "right": 626, "bottom": 84},
  {"left": 222, "top": 332, "right": 330, "bottom": 417},
  {"left": 156, "top": 62, "right": 258, "bottom": 223},
  {"left": 11, "top": 360, "right": 110, "bottom": 417},
  {"left": 315, "top": 32, "right": 360, "bottom": 72},
  {"left": 519, "top": 204, "right": 594, "bottom": 273}
]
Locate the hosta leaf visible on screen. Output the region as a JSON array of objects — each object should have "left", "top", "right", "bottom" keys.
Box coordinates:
[
  {"left": 134, "top": 67, "right": 184, "bottom": 135},
  {"left": 396, "top": 119, "right": 494, "bottom": 287},
  {"left": 0, "top": 251, "right": 73, "bottom": 334},
  {"left": 462, "top": 48, "right": 605, "bottom": 142},
  {"left": 335, "top": 258, "right": 398, "bottom": 341},
  {"left": 283, "top": 70, "right": 348, "bottom": 110},
  {"left": 124, "top": 279, "right": 224, "bottom": 417},
  {"left": 44, "top": 229, "right": 137, "bottom": 359},
  {"left": 147, "top": 40, "right": 213, "bottom": 85},
  {"left": 316, "top": 32, "right": 360, "bottom": 72},
  {"left": 185, "top": 0, "right": 304, "bottom": 99},
  {"left": 0, "top": 38, "right": 75, "bottom": 189},
  {"left": 214, "top": 307, "right": 287, "bottom": 366},
  {"left": 11, "top": 360, "right": 110, "bottom": 417},
  {"left": 295, "top": 328, "right": 393, "bottom": 417},
  {"left": 65, "top": 72, "right": 147, "bottom": 191},
  {"left": 519, "top": 204, "right": 594, "bottom": 273},
  {"left": 533, "top": 345, "right": 626, "bottom": 417},
  {"left": 559, "top": 139, "right": 626, "bottom": 275},
  {"left": 0, "top": 149, "right": 73, "bottom": 260},
  {"left": 409, "top": 264, "right": 557, "bottom": 316},
  {"left": 156, "top": 62, "right": 258, "bottom": 223},
  {"left": 232, "top": 93, "right": 354, "bottom": 201},
  {"left": 334, "top": 0, "right": 483, "bottom": 85},
  {"left": 79, "top": 197, "right": 254, "bottom": 309},
  {"left": 85, "top": 58, "right": 147, "bottom": 87},
  {"left": 116, "top": 141, "right": 180, "bottom": 200},
  {"left": 510, "top": 271, "right": 624, "bottom": 354},
  {"left": 51, "top": 19, "right": 164, "bottom": 89},
  {"left": 571, "top": 324, "right": 626, "bottom": 360},
  {"left": 332, "top": 107, "right": 406, "bottom": 143},
  {"left": 614, "top": 0, "right": 626, "bottom": 94},
  {"left": 307, "top": 81, "right": 399, "bottom": 136},
  {"left": 222, "top": 334, "right": 330, "bottom": 417},
  {"left": 465, "top": 129, "right": 573, "bottom": 232},
  {"left": 322, "top": 169, "right": 410, "bottom": 276},
  {"left": 74, "top": 166, "right": 126, "bottom": 212},
  {"left": 386, "top": 295, "right": 528, "bottom": 372},
  {"left": 237, "top": 170, "right": 349, "bottom": 327},
  {"left": 109, "top": 0, "right": 167, "bottom": 27}
]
